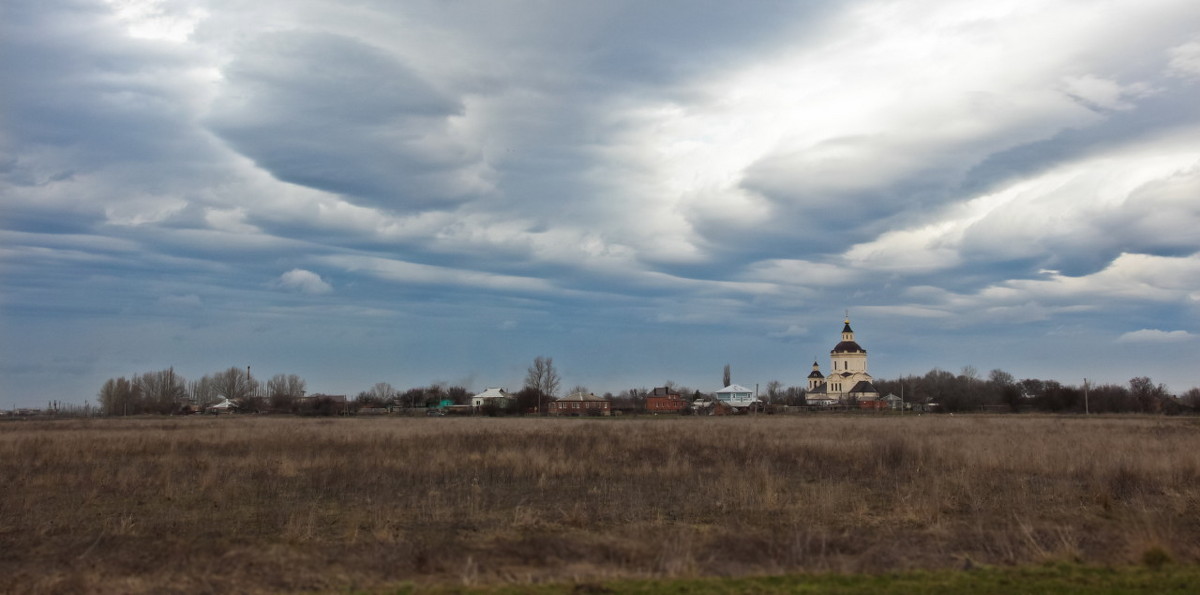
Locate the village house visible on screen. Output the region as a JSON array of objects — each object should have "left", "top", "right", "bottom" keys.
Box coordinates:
[
  {"left": 470, "top": 387, "right": 513, "bottom": 410},
  {"left": 645, "top": 387, "right": 687, "bottom": 413},
  {"left": 715, "top": 384, "right": 758, "bottom": 409},
  {"left": 549, "top": 392, "right": 611, "bottom": 416}
]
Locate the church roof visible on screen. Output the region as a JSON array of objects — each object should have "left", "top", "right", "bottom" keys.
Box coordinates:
[
  {"left": 831, "top": 340, "right": 865, "bottom": 353},
  {"left": 848, "top": 380, "right": 879, "bottom": 395},
  {"left": 808, "top": 369, "right": 824, "bottom": 379}
]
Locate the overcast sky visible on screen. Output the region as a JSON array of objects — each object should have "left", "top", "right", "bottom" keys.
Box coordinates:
[{"left": 3, "top": 0, "right": 1199, "bottom": 407}]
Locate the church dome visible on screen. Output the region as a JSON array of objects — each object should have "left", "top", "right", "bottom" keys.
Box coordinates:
[{"left": 831, "top": 340, "right": 865, "bottom": 353}]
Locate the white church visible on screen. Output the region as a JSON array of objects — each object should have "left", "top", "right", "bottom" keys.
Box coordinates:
[{"left": 806, "top": 316, "right": 881, "bottom": 405}]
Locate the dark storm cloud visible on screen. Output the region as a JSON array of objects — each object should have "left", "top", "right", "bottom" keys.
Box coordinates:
[
  {"left": 563, "top": 1, "right": 840, "bottom": 87},
  {"left": 205, "top": 30, "right": 481, "bottom": 209},
  {"left": 1, "top": 1, "right": 207, "bottom": 166},
  {"left": 1, "top": 0, "right": 250, "bottom": 248}
]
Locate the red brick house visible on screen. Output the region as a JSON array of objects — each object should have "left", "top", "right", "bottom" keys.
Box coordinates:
[{"left": 645, "top": 387, "right": 687, "bottom": 413}]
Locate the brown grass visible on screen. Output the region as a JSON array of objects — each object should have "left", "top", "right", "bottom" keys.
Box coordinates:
[{"left": 2, "top": 415, "right": 1199, "bottom": 592}]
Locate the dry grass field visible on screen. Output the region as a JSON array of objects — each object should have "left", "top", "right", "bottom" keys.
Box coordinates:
[{"left": 2, "top": 414, "right": 1199, "bottom": 593}]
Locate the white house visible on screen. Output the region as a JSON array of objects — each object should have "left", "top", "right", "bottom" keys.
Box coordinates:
[
  {"left": 470, "top": 387, "right": 513, "bottom": 409},
  {"left": 715, "top": 384, "right": 758, "bottom": 408}
]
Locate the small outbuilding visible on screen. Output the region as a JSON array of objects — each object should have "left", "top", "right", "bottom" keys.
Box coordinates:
[{"left": 879, "top": 393, "right": 904, "bottom": 410}]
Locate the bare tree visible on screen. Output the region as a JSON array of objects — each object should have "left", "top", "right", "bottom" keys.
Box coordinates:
[
  {"left": 785, "top": 386, "right": 806, "bottom": 406},
  {"left": 136, "top": 368, "right": 187, "bottom": 414},
  {"left": 267, "top": 373, "right": 306, "bottom": 398},
  {"left": 1129, "top": 376, "right": 1169, "bottom": 412},
  {"left": 357, "top": 382, "right": 396, "bottom": 408},
  {"left": 524, "top": 356, "right": 560, "bottom": 414},
  {"left": 98, "top": 377, "right": 139, "bottom": 416},
  {"left": 267, "top": 374, "right": 307, "bottom": 411},
  {"left": 525, "top": 356, "right": 561, "bottom": 396},
  {"left": 987, "top": 369, "right": 1014, "bottom": 386},
  {"left": 765, "top": 380, "right": 783, "bottom": 403},
  {"left": 960, "top": 365, "right": 979, "bottom": 381},
  {"left": 446, "top": 386, "right": 470, "bottom": 405},
  {"left": 188, "top": 375, "right": 221, "bottom": 407},
  {"left": 988, "top": 369, "right": 1021, "bottom": 412},
  {"left": 722, "top": 364, "right": 731, "bottom": 387},
  {"left": 367, "top": 382, "right": 397, "bottom": 402},
  {"left": 213, "top": 366, "right": 260, "bottom": 411},
  {"left": 1182, "top": 387, "right": 1200, "bottom": 410}
]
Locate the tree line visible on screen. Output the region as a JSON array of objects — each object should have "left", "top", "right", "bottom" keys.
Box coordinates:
[
  {"left": 870, "top": 367, "right": 1200, "bottom": 414},
  {"left": 91, "top": 358, "right": 559, "bottom": 416},
  {"left": 97, "top": 367, "right": 311, "bottom": 415},
  {"left": 93, "top": 357, "right": 1198, "bottom": 417}
]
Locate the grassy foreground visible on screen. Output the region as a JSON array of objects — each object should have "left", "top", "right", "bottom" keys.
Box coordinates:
[
  {"left": 2, "top": 415, "right": 1198, "bottom": 593},
  {"left": 417, "top": 564, "right": 1200, "bottom": 594}
]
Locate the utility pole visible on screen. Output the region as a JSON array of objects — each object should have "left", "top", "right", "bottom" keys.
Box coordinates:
[{"left": 1084, "top": 378, "right": 1090, "bottom": 415}]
